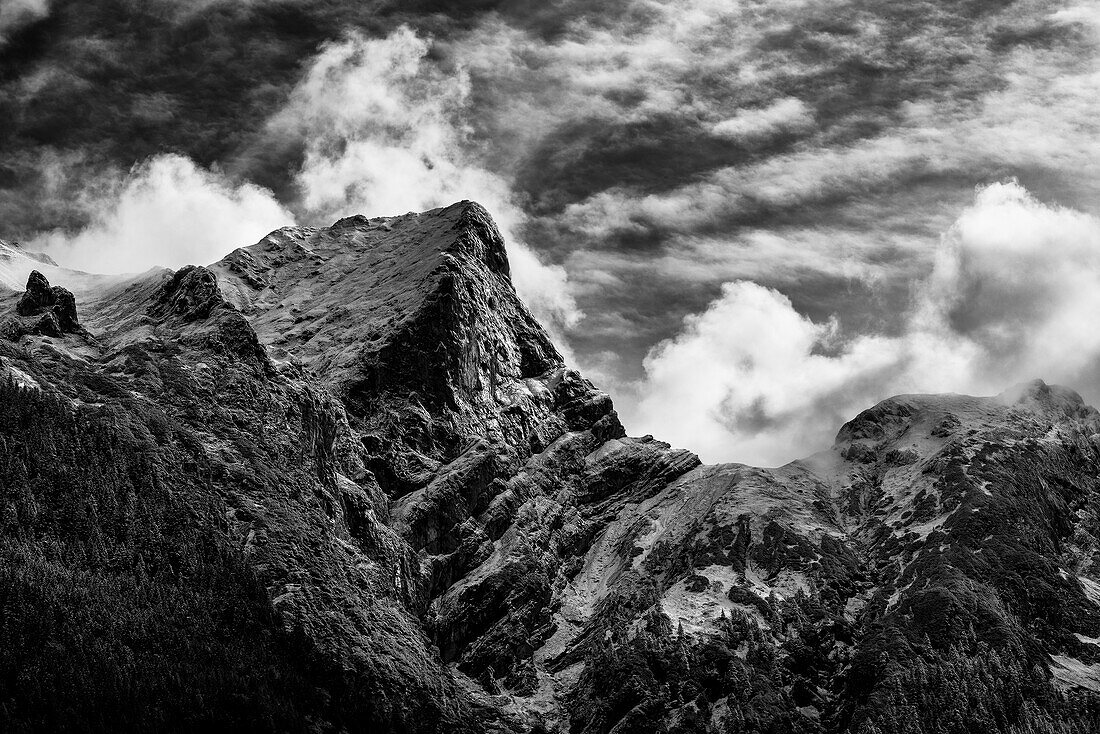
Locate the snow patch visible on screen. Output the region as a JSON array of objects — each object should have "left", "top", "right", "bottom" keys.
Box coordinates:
[
  {"left": 843, "top": 588, "right": 877, "bottom": 620},
  {"left": 745, "top": 561, "right": 810, "bottom": 601},
  {"left": 1050, "top": 654, "right": 1100, "bottom": 693},
  {"left": 904, "top": 512, "right": 952, "bottom": 541},
  {"left": 660, "top": 564, "right": 766, "bottom": 636},
  {"left": 631, "top": 513, "right": 665, "bottom": 571},
  {"left": 1078, "top": 576, "right": 1100, "bottom": 607},
  {"left": 1, "top": 361, "right": 40, "bottom": 390},
  {"left": 885, "top": 581, "right": 914, "bottom": 613}
]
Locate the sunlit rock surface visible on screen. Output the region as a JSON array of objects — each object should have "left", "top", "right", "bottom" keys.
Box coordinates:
[{"left": 2, "top": 204, "right": 1100, "bottom": 732}]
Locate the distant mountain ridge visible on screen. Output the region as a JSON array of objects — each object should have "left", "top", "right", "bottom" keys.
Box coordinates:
[{"left": 1, "top": 202, "right": 1099, "bottom": 733}]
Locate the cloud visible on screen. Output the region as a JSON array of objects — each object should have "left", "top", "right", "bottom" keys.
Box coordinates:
[
  {"left": 566, "top": 218, "right": 924, "bottom": 294},
  {"left": 270, "top": 26, "right": 581, "bottom": 341},
  {"left": 546, "top": 22, "right": 1100, "bottom": 375},
  {"left": 710, "top": 98, "right": 814, "bottom": 142},
  {"left": 917, "top": 181, "right": 1100, "bottom": 388},
  {"left": 31, "top": 154, "right": 293, "bottom": 273},
  {"left": 270, "top": 26, "right": 468, "bottom": 220},
  {"left": 554, "top": 17, "right": 1100, "bottom": 240},
  {"left": 1052, "top": 5, "right": 1100, "bottom": 35},
  {"left": 0, "top": 0, "right": 49, "bottom": 44},
  {"left": 557, "top": 133, "right": 939, "bottom": 240},
  {"left": 444, "top": 0, "right": 1067, "bottom": 213},
  {"left": 623, "top": 182, "right": 1100, "bottom": 466},
  {"left": 4, "top": 0, "right": 1100, "bottom": 467},
  {"left": 625, "top": 281, "right": 901, "bottom": 466}
]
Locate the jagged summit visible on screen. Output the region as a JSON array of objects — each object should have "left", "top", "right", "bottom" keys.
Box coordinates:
[
  {"left": 1, "top": 270, "right": 82, "bottom": 339},
  {"left": 17, "top": 270, "right": 79, "bottom": 331},
  {"left": 997, "top": 377, "right": 1097, "bottom": 420},
  {"left": 216, "top": 200, "right": 512, "bottom": 304},
  {"left": 208, "top": 201, "right": 566, "bottom": 489},
  {"left": 833, "top": 379, "right": 1100, "bottom": 449},
  {"left": 212, "top": 201, "right": 550, "bottom": 385},
  {"left": 325, "top": 201, "right": 512, "bottom": 278},
  {"left": 4, "top": 202, "right": 1100, "bottom": 732}
]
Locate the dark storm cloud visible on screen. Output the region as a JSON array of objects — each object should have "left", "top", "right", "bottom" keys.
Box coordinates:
[
  {"left": 447, "top": 0, "right": 1065, "bottom": 215},
  {"left": 420, "top": 0, "right": 1100, "bottom": 463},
  {"left": 0, "top": 0, "right": 460, "bottom": 233},
  {"left": 2, "top": 0, "right": 1100, "bottom": 463}
]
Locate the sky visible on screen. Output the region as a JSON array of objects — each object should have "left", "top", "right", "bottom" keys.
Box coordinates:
[{"left": 2, "top": 0, "right": 1100, "bottom": 465}]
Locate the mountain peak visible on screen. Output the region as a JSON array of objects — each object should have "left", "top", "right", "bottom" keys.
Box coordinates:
[
  {"left": 996, "top": 378, "right": 1094, "bottom": 419},
  {"left": 211, "top": 200, "right": 548, "bottom": 391},
  {"left": 8, "top": 202, "right": 1100, "bottom": 731},
  {"left": 0, "top": 268, "right": 82, "bottom": 340},
  {"left": 327, "top": 201, "right": 510, "bottom": 279},
  {"left": 205, "top": 201, "right": 570, "bottom": 495}
]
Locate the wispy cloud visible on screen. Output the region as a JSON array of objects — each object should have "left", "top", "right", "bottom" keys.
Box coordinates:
[
  {"left": 710, "top": 98, "right": 814, "bottom": 143},
  {"left": 31, "top": 155, "right": 292, "bottom": 273}
]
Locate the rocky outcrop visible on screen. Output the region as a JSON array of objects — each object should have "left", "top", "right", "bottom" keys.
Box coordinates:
[
  {"left": 2, "top": 204, "right": 1100, "bottom": 733},
  {"left": 7, "top": 270, "right": 80, "bottom": 337},
  {"left": 150, "top": 265, "right": 226, "bottom": 321},
  {"left": 211, "top": 201, "right": 567, "bottom": 499},
  {"left": 15, "top": 270, "right": 54, "bottom": 316}
]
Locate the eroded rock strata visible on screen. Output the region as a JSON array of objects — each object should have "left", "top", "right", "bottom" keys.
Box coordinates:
[{"left": 1, "top": 205, "right": 1100, "bottom": 733}]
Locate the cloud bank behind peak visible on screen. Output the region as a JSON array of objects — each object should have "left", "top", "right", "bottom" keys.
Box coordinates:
[{"left": 3, "top": 0, "right": 1100, "bottom": 463}]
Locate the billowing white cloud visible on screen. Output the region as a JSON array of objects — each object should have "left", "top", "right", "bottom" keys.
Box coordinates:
[
  {"left": 916, "top": 181, "right": 1100, "bottom": 389},
  {"left": 270, "top": 12, "right": 1100, "bottom": 458},
  {"left": 31, "top": 154, "right": 293, "bottom": 273},
  {"left": 271, "top": 26, "right": 469, "bottom": 219},
  {"left": 0, "top": 0, "right": 49, "bottom": 44},
  {"left": 624, "top": 182, "right": 1100, "bottom": 466},
  {"left": 271, "top": 26, "right": 581, "bottom": 341},
  {"left": 8, "top": 0, "right": 1099, "bottom": 472},
  {"left": 625, "top": 281, "right": 901, "bottom": 465},
  {"left": 1052, "top": 5, "right": 1100, "bottom": 35}
]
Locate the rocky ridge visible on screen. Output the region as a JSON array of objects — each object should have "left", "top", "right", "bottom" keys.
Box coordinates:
[{"left": 1, "top": 204, "right": 1100, "bottom": 733}]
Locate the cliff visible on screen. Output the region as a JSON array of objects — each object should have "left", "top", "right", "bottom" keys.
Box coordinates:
[{"left": 1, "top": 204, "right": 1099, "bottom": 733}]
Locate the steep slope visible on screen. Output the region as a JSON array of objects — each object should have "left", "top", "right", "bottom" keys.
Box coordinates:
[
  {"left": 1, "top": 263, "right": 479, "bottom": 731},
  {"left": 0, "top": 203, "right": 700, "bottom": 733},
  {"left": 2, "top": 204, "right": 1100, "bottom": 734},
  {"left": 553, "top": 381, "right": 1100, "bottom": 733}
]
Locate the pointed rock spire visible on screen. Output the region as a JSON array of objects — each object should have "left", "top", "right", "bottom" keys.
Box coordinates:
[{"left": 14, "top": 270, "right": 80, "bottom": 335}]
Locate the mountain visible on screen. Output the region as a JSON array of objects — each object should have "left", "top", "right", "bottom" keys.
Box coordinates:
[{"left": 2, "top": 203, "right": 1100, "bottom": 733}]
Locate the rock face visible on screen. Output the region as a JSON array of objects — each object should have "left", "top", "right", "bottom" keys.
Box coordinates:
[
  {"left": 2, "top": 202, "right": 1100, "bottom": 733},
  {"left": 8, "top": 270, "right": 80, "bottom": 337}
]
